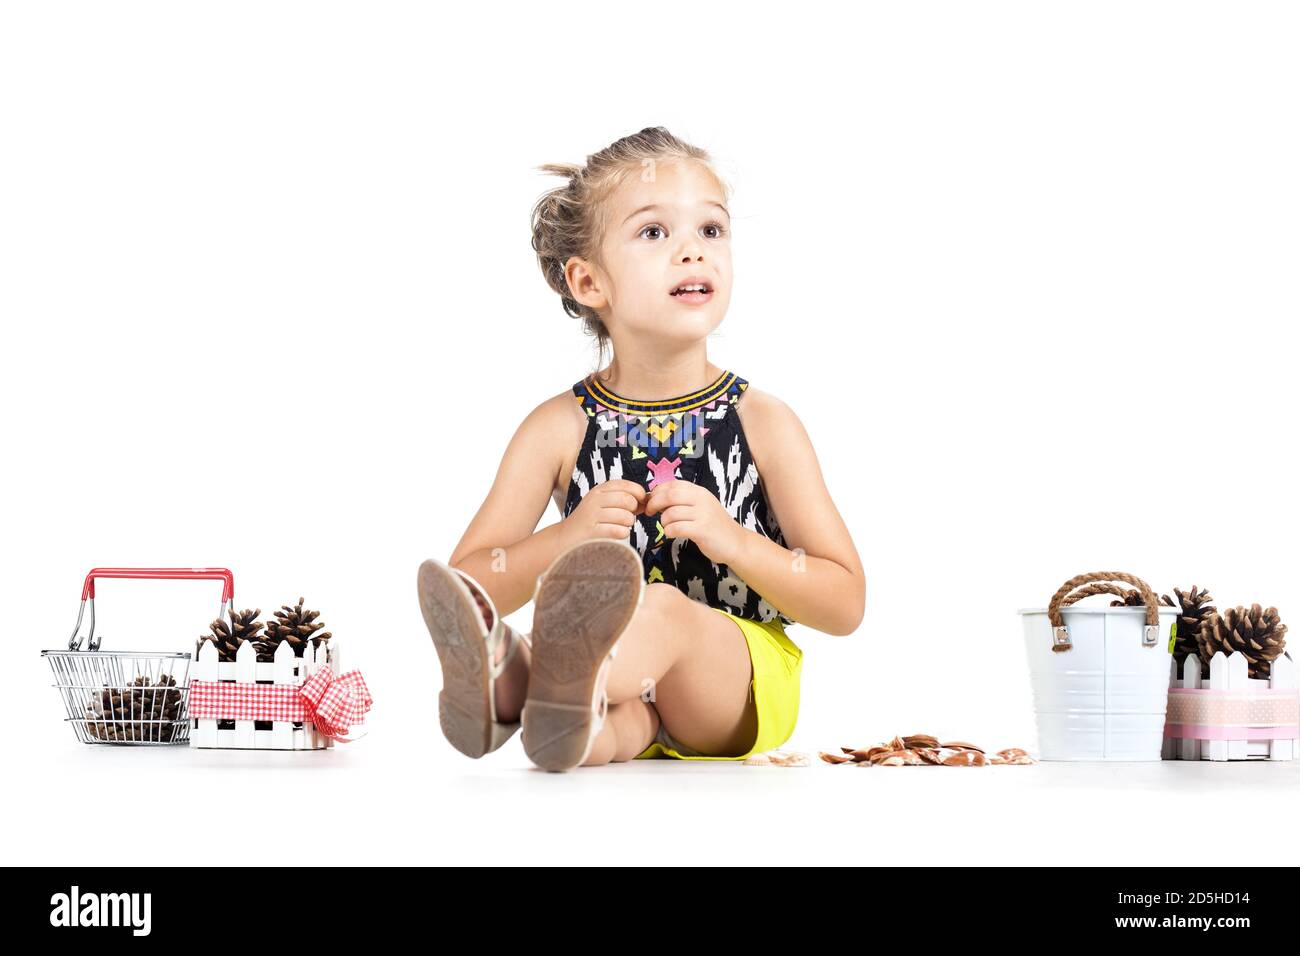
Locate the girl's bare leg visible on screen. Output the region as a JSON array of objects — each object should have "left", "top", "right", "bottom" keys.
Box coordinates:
[
  {"left": 582, "top": 698, "right": 661, "bottom": 764},
  {"left": 579, "top": 583, "right": 757, "bottom": 766},
  {"left": 491, "top": 636, "right": 529, "bottom": 724}
]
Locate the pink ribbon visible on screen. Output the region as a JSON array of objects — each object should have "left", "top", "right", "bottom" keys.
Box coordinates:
[
  {"left": 1163, "top": 687, "right": 1299, "bottom": 742},
  {"left": 1165, "top": 724, "right": 1300, "bottom": 741}
]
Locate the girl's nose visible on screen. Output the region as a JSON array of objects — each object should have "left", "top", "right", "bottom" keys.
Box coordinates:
[{"left": 674, "top": 232, "right": 704, "bottom": 261}]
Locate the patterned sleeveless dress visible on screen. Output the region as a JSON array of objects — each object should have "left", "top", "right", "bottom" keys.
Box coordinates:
[{"left": 562, "top": 369, "right": 796, "bottom": 628}]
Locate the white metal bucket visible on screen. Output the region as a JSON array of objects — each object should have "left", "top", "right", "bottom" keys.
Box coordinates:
[{"left": 1020, "top": 572, "right": 1178, "bottom": 761}]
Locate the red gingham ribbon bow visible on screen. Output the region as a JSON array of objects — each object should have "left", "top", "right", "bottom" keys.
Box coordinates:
[
  {"left": 189, "top": 669, "right": 373, "bottom": 743},
  {"left": 299, "top": 668, "right": 373, "bottom": 742}
]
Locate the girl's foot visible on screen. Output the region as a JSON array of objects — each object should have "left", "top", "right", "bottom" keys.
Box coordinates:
[
  {"left": 418, "top": 558, "right": 531, "bottom": 758},
  {"left": 522, "top": 538, "right": 645, "bottom": 772}
]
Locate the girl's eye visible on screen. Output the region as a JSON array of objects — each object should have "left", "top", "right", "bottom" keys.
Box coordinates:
[{"left": 638, "top": 221, "right": 729, "bottom": 240}]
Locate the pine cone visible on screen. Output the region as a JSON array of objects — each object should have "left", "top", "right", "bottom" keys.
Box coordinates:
[
  {"left": 85, "top": 674, "right": 184, "bottom": 742},
  {"left": 1109, "top": 588, "right": 1176, "bottom": 610},
  {"left": 1169, "top": 586, "right": 1216, "bottom": 675},
  {"left": 1197, "top": 604, "right": 1288, "bottom": 680},
  {"left": 198, "top": 607, "right": 264, "bottom": 662},
  {"left": 256, "top": 597, "right": 332, "bottom": 662}
]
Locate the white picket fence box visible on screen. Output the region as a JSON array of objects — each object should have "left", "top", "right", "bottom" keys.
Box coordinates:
[
  {"left": 1162, "top": 652, "right": 1298, "bottom": 761},
  {"left": 190, "top": 637, "right": 340, "bottom": 750}
]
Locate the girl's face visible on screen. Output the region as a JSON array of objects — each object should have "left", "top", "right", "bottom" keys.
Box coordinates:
[{"left": 568, "top": 159, "right": 732, "bottom": 348}]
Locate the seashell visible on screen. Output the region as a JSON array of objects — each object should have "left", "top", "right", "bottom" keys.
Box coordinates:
[
  {"left": 768, "top": 750, "right": 810, "bottom": 767},
  {"left": 744, "top": 749, "right": 809, "bottom": 767},
  {"left": 871, "top": 748, "right": 921, "bottom": 766},
  {"left": 995, "top": 747, "right": 1036, "bottom": 765},
  {"left": 820, "top": 751, "right": 855, "bottom": 765}
]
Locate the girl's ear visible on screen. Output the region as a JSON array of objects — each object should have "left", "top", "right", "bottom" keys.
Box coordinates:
[{"left": 566, "top": 256, "right": 608, "bottom": 311}]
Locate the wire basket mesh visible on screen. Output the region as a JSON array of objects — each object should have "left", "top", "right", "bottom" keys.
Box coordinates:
[
  {"left": 42, "top": 567, "right": 234, "bottom": 746},
  {"left": 43, "top": 650, "right": 192, "bottom": 744}
]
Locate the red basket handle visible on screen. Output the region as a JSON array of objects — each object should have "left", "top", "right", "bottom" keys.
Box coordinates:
[
  {"left": 81, "top": 567, "right": 234, "bottom": 601},
  {"left": 70, "top": 567, "right": 235, "bottom": 651}
]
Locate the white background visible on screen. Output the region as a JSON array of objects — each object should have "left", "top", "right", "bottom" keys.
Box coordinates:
[{"left": 3, "top": 1, "right": 1297, "bottom": 866}]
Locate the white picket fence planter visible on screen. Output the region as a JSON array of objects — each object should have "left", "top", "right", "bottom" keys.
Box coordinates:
[
  {"left": 190, "top": 637, "right": 340, "bottom": 750},
  {"left": 1162, "top": 652, "right": 1298, "bottom": 761}
]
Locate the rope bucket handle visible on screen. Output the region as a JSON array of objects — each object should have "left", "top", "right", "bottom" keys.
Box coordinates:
[
  {"left": 1059, "top": 583, "right": 1133, "bottom": 607},
  {"left": 1047, "top": 572, "right": 1161, "bottom": 653}
]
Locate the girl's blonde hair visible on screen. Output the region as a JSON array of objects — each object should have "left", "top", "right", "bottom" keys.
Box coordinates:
[{"left": 530, "top": 126, "right": 729, "bottom": 372}]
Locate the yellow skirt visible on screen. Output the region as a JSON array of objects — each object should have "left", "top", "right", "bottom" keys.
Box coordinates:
[{"left": 635, "top": 607, "right": 803, "bottom": 760}]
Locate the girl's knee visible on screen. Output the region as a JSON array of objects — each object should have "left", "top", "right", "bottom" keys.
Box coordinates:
[
  {"left": 629, "top": 583, "right": 690, "bottom": 643},
  {"left": 642, "top": 582, "right": 681, "bottom": 609},
  {"left": 624, "top": 584, "right": 708, "bottom": 663}
]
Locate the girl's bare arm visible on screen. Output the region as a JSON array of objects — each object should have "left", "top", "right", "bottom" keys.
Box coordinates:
[
  {"left": 447, "top": 394, "right": 578, "bottom": 618},
  {"left": 729, "top": 388, "right": 866, "bottom": 636}
]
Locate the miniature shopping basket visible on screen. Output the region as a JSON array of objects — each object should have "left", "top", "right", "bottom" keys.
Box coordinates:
[{"left": 41, "top": 567, "right": 235, "bottom": 745}]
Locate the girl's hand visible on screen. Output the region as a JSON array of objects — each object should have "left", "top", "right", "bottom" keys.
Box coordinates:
[
  {"left": 643, "top": 479, "right": 745, "bottom": 566},
  {"left": 561, "top": 478, "right": 646, "bottom": 548}
]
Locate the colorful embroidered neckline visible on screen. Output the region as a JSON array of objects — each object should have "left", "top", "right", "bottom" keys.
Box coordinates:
[{"left": 583, "top": 370, "right": 736, "bottom": 414}]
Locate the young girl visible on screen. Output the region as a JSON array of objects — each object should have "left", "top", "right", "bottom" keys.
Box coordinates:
[{"left": 418, "top": 126, "right": 865, "bottom": 772}]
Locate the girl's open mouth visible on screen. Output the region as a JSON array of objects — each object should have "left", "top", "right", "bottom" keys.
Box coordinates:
[{"left": 668, "top": 280, "right": 714, "bottom": 305}]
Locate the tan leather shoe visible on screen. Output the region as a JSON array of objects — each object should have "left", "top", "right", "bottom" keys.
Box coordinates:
[
  {"left": 522, "top": 539, "right": 645, "bottom": 772},
  {"left": 418, "top": 558, "right": 530, "bottom": 758}
]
